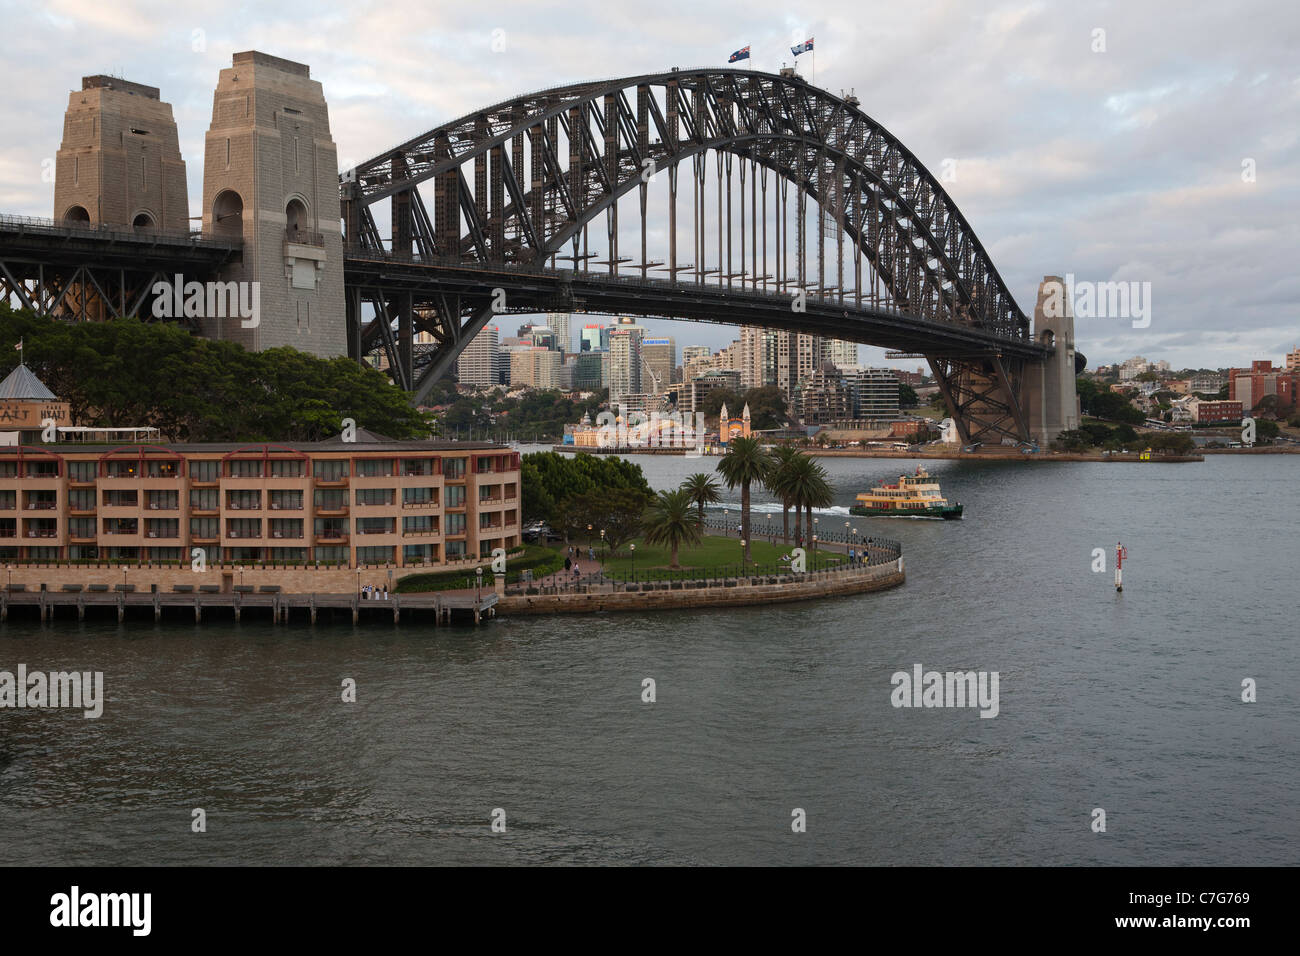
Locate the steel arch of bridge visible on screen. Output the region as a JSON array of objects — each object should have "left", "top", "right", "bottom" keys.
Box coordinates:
[{"left": 340, "top": 67, "right": 1045, "bottom": 443}]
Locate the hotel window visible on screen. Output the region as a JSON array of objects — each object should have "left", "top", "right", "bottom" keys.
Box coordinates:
[
  {"left": 479, "top": 484, "right": 501, "bottom": 502},
  {"left": 68, "top": 461, "right": 96, "bottom": 482},
  {"left": 402, "top": 516, "right": 435, "bottom": 534},
  {"left": 269, "top": 490, "right": 303, "bottom": 510},
  {"left": 445, "top": 540, "right": 466, "bottom": 559},
  {"left": 313, "top": 546, "right": 348, "bottom": 564},
  {"left": 24, "top": 460, "right": 59, "bottom": 478},
  {"left": 145, "top": 460, "right": 178, "bottom": 478},
  {"left": 356, "top": 546, "right": 393, "bottom": 565},
  {"left": 313, "top": 489, "right": 347, "bottom": 510},
  {"left": 191, "top": 460, "right": 220, "bottom": 482},
  {"left": 443, "top": 458, "right": 466, "bottom": 479},
  {"left": 445, "top": 513, "right": 466, "bottom": 536},
  {"left": 355, "top": 458, "right": 394, "bottom": 478},
  {"left": 190, "top": 488, "right": 219, "bottom": 510},
  {"left": 102, "top": 490, "right": 138, "bottom": 507},
  {"left": 27, "top": 546, "right": 60, "bottom": 562},
  {"left": 269, "top": 518, "right": 303, "bottom": 539},
  {"left": 144, "top": 519, "right": 179, "bottom": 539},
  {"left": 355, "top": 517, "right": 394, "bottom": 536},
  {"left": 402, "top": 487, "right": 437, "bottom": 505},
  {"left": 103, "top": 518, "right": 138, "bottom": 535},
  {"left": 228, "top": 459, "right": 262, "bottom": 478},
  {"left": 68, "top": 517, "right": 96, "bottom": 538},
  {"left": 148, "top": 547, "right": 183, "bottom": 562},
  {"left": 403, "top": 544, "right": 434, "bottom": 564},
  {"left": 227, "top": 490, "right": 261, "bottom": 511},
  {"left": 0, "top": 462, "right": 16, "bottom": 479},
  {"left": 68, "top": 489, "right": 95, "bottom": 511},
  {"left": 226, "top": 518, "right": 261, "bottom": 539},
  {"left": 271, "top": 547, "right": 308, "bottom": 564},
  {"left": 313, "top": 459, "right": 349, "bottom": 480},
  {"left": 400, "top": 458, "right": 433, "bottom": 476},
  {"left": 146, "top": 491, "right": 178, "bottom": 510},
  {"left": 190, "top": 518, "right": 220, "bottom": 538},
  {"left": 355, "top": 488, "right": 394, "bottom": 506},
  {"left": 269, "top": 459, "right": 304, "bottom": 478},
  {"left": 444, "top": 486, "right": 466, "bottom": 508},
  {"left": 475, "top": 456, "right": 495, "bottom": 473}
]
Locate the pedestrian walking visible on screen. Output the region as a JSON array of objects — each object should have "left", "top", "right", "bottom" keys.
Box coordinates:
[{"left": 564, "top": 556, "right": 572, "bottom": 572}]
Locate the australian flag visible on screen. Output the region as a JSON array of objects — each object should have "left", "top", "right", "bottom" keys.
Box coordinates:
[
  {"left": 728, "top": 45, "right": 751, "bottom": 63},
  {"left": 790, "top": 37, "right": 814, "bottom": 56}
]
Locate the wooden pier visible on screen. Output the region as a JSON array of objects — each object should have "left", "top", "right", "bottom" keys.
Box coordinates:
[{"left": 0, "top": 587, "right": 498, "bottom": 627}]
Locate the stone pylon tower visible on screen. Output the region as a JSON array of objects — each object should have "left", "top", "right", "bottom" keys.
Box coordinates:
[
  {"left": 1023, "top": 275, "right": 1081, "bottom": 445},
  {"left": 53, "top": 76, "right": 188, "bottom": 231},
  {"left": 201, "top": 51, "right": 345, "bottom": 356}
]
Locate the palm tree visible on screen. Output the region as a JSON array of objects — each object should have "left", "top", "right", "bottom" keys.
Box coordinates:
[
  {"left": 715, "top": 436, "right": 772, "bottom": 562},
  {"left": 766, "top": 446, "right": 802, "bottom": 545},
  {"left": 680, "top": 472, "right": 722, "bottom": 528},
  {"left": 784, "top": 455, "right": 835, "bottom": 552},
  {"left": 642, "top": 488, "right": 702, "bottom": 569}
]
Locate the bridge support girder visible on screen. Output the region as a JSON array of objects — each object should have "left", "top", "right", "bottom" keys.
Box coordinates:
[{"left": 929, "top": 355, "right": 1031, "bottom": 447}]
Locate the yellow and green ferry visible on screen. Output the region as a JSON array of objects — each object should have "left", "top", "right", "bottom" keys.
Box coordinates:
[{"left": 850, "top": 467, "right": 963, "bottom": 520}]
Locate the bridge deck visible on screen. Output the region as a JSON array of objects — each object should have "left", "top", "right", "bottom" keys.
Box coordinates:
[{"left": 344, "top": 251, "right": 1048, "bottom": 360}]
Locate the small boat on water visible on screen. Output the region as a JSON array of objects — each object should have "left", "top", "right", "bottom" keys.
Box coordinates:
[{"left": 850, "top": 466, "right": 963, "bottom": 520}]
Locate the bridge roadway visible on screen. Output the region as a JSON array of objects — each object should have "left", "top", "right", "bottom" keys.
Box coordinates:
[{"left": 343, "top": 250, "right": 1051, "bottom": 362}]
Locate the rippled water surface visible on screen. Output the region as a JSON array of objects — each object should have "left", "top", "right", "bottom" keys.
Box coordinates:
[{"left": 1, "top": 452, "right": 1296, "bottom": 865}]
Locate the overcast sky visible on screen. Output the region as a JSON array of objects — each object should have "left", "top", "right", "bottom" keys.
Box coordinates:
[{"left": 1, "top": 0, "right": 1296, "bottom": 370}]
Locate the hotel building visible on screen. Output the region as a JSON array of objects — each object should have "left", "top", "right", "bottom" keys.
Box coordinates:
[
  {"left": 0, "top": 435, "right": 520, "bottom": 569},
  {"left": 0, "top": 364, "right": 520, "bottom": 570}
]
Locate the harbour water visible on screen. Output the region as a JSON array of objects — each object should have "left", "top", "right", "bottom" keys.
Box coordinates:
[{"left": 1, "top": 451, "right": 1296, "bottom": 865}]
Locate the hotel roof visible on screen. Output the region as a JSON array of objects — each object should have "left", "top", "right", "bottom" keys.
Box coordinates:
[{"left": 0, "top": 364, "right": 58, "bottom": 402}]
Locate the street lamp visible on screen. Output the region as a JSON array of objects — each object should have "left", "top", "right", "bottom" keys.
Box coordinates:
[
  {"left": 813, "top": 517, "right": 819, "bottom": 553},
  {"left": 475, "top": 565, "right": 483, "bottom": 600},
  {"left": 723, "top": 508, "right": 729, "bottom": 536},
  {"left": 600, "top": 528, "right": 606, "bottom": 561},
  {"left": 587, "top": 524, "right": 593, "bottom": 551},
  {"left": 766, "top": 513, "right": 772, "bottom": 543},
  {"left": 629, "top": 542, "right": 635, "bottom": 578},
  {"left": 740, "top": 538, "right": 746, "bottom": 576},
  {"left": 356, "top": 567, "right": 362, "bottom": 598}
]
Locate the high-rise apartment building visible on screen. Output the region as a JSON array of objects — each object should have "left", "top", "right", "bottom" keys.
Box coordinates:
[
  {"left": 457, "top": 324, "right": 500, "bottom": 388},
  {"left": 546, "top": 313, "right": 572, "bottom": 353}
]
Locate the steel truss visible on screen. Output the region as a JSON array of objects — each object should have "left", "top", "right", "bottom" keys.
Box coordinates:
[{"left": 340, "top": 68, "right": 1041, "bottom": 438}]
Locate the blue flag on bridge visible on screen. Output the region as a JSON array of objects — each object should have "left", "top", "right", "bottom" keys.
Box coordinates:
[
  {"left": 728, "top": 45, "right": 751, "bottom": 63},
  {"left": 790, "top": 37, "right": 814, "bottom": 56}
]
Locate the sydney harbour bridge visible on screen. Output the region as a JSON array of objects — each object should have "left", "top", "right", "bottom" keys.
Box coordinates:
[{"left": 0, "top": 58, "right": 1079, "bottom": 446}]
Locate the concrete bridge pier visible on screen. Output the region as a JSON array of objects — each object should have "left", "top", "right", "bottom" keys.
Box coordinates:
[{"left": 1021, "top": 275, "right": 1081, "bottom": 447}]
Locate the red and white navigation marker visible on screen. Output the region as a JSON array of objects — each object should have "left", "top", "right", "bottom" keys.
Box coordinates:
[{"left": 1115, "top": 541, "right": 1128, "bottom": 592}]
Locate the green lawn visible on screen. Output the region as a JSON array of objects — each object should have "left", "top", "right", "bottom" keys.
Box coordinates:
[{"left": 562, "top": 534, "right": 844, "bottom": 582}]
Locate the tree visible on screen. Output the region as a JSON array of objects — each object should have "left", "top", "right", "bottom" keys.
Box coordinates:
[
  {"left": 741, "top": 385, "right": 789, "bottom": 430},
  {"left": 899, "top": 383, "right": 919, "bottom": 407},
  {"left": 1052, "top": 429, "right": 1092, "bottom": 452},
  {"left": 642, "top": 489, "right": 703, "bottom": 568},
  {"left": 715, "top": 436, "right": 772, "bottom": 562},
  {"left": 783, "top": 455, "right": 834, "bottom": 550},
  {"left": 766, "top": 446, "right": 802, "bottom": 544},
  {"left": 698, "top": 388, "right": 744, "bottom": 423},
  {"left": 0, "top": 307, "right": 432, "bottom": 441},
  {"left": 680, "top": 472, "right": 722, "bottom": 526}
]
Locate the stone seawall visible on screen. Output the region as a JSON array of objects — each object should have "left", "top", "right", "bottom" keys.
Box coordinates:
[{"left": 499, "top": 560, "right": 904, "bottom": 615}]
